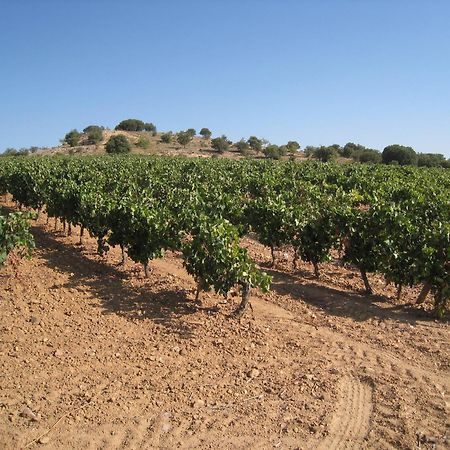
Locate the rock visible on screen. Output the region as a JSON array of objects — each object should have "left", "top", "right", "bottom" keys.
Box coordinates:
[
  {"left": 248, "top": 368, "right": 260, "bottom": 379},
  {"left": 39, "top": 436, "right": 50, "bottom": 444},
  {"left": 20, "top": 406, "right": 39, "bottom": 422},
  {"left": 30, "top": 316, "right": 40, "bottom": 325},
  {"left": 54, "top": 350, "right": 63, "bottom": 357}
]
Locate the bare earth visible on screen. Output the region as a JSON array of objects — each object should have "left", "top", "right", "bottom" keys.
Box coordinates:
[{"left": 0, "top": 210, "right": 449, "bottom": 449}]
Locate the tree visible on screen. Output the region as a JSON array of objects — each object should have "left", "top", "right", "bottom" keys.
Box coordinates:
[
  {"left": 234, "top": 139, "right": 250, "bottom": 154},
  {"left": 115, "top": 119, "right": 146, "bottom": 132},
  {"left": 247, "top": 136, "right": 263, "bottom": 152},
  {"left": 161, "top": 132, "right": 172, "bottom": 144},
  {"left": 177, "top": 131, "right": 192, "bottom": 148},
  {"left": 105, "top": 135, "right": 131, "bottom": 154},
  {"left": 286, "top": 141, "right": 300, "bottom": 153},
  {"left": 358, "top": 149, "right": 382, "bottom": 164},
  {"left": 144, "top": 123, "right": 156, "bottom": 133},
  {"left": 83, "top": 125, "right": 103, "bottom": 145},
  {"left": 417, "top": 153, "right": 446, "bottom": 168},
  {"left": 211, "top": 135, "right": 230, "bottom": 153},
  {"left": 382, "top": 145, "right": 417, "bottom": 166},
  {"left": 313, "top": 146, "right": 337, "bottom": 162},
  {"left": 186, "top": 128, "right": 196, "bottom": 138},
  {"left": 341, "top": 142, "right": 364, "bottom": 158},
  {"left": 64, "top": 130, "right": 81, "bottom": 147},
  {"left": 263, "top": 144, "right": 286, "bottom": 160},
  {"left": 304, "top": 146, "right": 318, "bottom": 157},
  {"left": 199, "top": 128, "right": 212, "bottom": 139},
  {"left": 2, "top": 148, "right": 17, "bottom": 156}
]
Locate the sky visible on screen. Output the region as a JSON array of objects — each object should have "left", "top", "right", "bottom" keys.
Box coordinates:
[{"left": 1, "top": 0, "right": 449, "bottom": 157}]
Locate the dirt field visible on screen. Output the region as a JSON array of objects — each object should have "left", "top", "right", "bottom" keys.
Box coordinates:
[{"left": 0, "top": 210, "right": 449, "bottom": 449}]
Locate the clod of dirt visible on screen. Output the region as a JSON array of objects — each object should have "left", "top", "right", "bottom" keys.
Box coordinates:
[
  {"left": 38, "top": 436, "right": 50, "bottom": 444},
  {"left": 20, "top": 406, "right": 39, "bottom": 422},
  {"left": 248, "top": 368, "right": 261, "bottom": 378}
]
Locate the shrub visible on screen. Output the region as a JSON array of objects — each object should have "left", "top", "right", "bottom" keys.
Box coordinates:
[
  {"left": 199, "top": 128, "right": 212, "bottom": 139},
  {"left": 105, "top": 135, "right": 131, "bottom": 154},
  {"left": 115, "top": 119, "right": 146, "bottom": 132},
  {"left": 234, "top": 139, "right": 250, "bottom": 154},
  {"left": 161, "top": 132, "right": 173, "bottom": 144},
  {"left": 313, "top": 146, "right": 337, "bottom": 162},
  {"left": 136, "top": 136, "right": 150, "bottom": 149},
  {"left": 144, "top": 123, "right": 156, "bottom": 132},
  {"left": 286, "top": 141, "right": 300, "bottom": 153},
  {"left": 211, "top": 135, "right": 230, "bottom": 153},
  {"left": 357, "top": 149, "right": 382, "bottom": 164},
  {"left": 64, "top": 129, "right": 81, "bottom": 147},
  {"left": 417, "top": 153, "right": 446, "bottom": 168},
  {"left": 247, "top": 136, "right": 263, "bottom": 152},
  {"left": 177, "top": 131, "right": 192, "bottom": 148},
  {"left": 186, "top": 128, "right": 196, "bottom": 138},
  {"left": 84, "top": 125, "right": 103, "bottom": 145},
  {"left": 382, "top": 144, "right": 417, "bottom": 166}
]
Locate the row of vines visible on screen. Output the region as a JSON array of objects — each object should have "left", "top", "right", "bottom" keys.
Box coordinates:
[{"left": 0, "top": 156, "right": 448, "bottom": 316}]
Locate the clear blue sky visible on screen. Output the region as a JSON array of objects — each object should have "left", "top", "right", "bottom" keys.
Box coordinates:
[{"left": 1, "top": 0, "right": 449, "bottom": 157}]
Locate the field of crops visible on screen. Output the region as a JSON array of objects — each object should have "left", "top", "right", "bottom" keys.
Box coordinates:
[{"left": 1, "top": 156, "right": 448, "bottom": 316}]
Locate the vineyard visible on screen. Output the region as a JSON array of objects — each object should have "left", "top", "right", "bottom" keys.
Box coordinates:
[
  {"left": 1, "top": 155, "right": 450, "bottom": 449},
  {"left": 0, "top": 156, "right": 449, "bottom": 316}
]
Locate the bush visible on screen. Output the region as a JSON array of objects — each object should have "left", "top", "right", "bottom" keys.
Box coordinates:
[
  {"left": 417, "top": 153, "right": 447, "bottom": 168},
  {"left": 64, "top": 129, "right": 81, "bottom": 147},
  {"left": 186, "top": 128, "right": 196, "bottom": 138},
  {"left": 136, "top": 136, "right": 150, "bottom": 149},
  {"left": 83, "top": 125, "right": 103, "bottom": 145},
  {"left": 313, "top": 146, "right": 337, "bottom": 162},
  {"left": 144, "top": 123, "right": 156, "bottom": 133},
  {"left": 357, "top": 149, "right": 382, "bottom": 164},
  {"left": 234, "top": 139, "right": 250, "bottom": 154},
  {"left": 115, "top": 119, "right": 146, "bottom": 132},
  {"left": 247, "top": 136, "right": 263, "bottom": 152},
  {"left": 177, "top": 131, "right": 192, "bottom": 148},
  {"left": 105, "top": 135, "right": 131, "bottom": 154},
  {"left": 382, "top": 144, "right": 417, "bottom": 166},
  {"left": 161, "top": 132, "right": 173, "bottom": 144},
  {"left": 211, "top": 135, "right": 230, "bottom": 153},
  {"left": 263, "top": 144, "right": 286, "bottom": 160},
  {"left": 199, "top": 128, "right": 212, "bottom": 139},
  {"left": 286, "top": 141, "right": 300, "bottom": 153}
]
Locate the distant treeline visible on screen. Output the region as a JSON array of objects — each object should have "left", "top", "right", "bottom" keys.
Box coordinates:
[{"left": 2, "top": 118, "right": 449, "bottom": 168}]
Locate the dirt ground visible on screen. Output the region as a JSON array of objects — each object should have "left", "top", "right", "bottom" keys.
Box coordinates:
[{"left": 0, "top": 209, "right": 449, "bottom": 449}]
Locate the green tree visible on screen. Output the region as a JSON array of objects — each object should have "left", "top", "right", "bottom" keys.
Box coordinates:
[
  {"left": 144, "top": 123, "right": 156, "bottom": 133},
  {"left": 313, "top": 146, "right": 337, "bottom": 162},
  {"left": 199, "top": 128, "right": 212, "bottom": 139},
  {"left": 211, "top": 135, "right": 230, "bottom": 153},
  {"left": 105, "top": 135, "right": 131, "bottom": 154},
  {"left": 263, "top": 144, "right": 287, "bottom": 160},
  {"left": 417, "top": 153, "right": 446, "bottom": 168},
  {"left": 64, "top": 130, "right": 81, "bottom": 147},
  {"left": 115, "top": 119, "right": 146, "bottom": 132},
  {"left": 83, "top": 125, "right": 104, "bottom": 145},
  {"left": 234, "top": 139, "right": 250, "bottom": 154},
  {"left": 358, "top": 149, "right": 382, "bottom": 164},
  {"left": 247, "top": 136, "right": 263, "bottom": 152},
  {"left": 177, "top": 131, "right": 192, "bottom": 148},
  {"left": 382, "top": 145, "right": 417, "bottom": 166},
  {"left": 286, "top": 141, "right": 300, "bottom": 153},
  {"left": 161, "top": 132, "right": 173, "bottom": 144},
  {"left": 186, "top": 128, "right": 196, "bottom": 138}
]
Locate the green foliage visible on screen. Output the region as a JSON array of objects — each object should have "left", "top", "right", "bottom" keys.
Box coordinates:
[
  {"left": 382, "top": 144, "right": 417, "bottom": 166},
  {"left": 199, "top": 128, "right": 212, "bottom": 139},
  {"left": 64, "top": 130, "right": 81, "bottom": 147},
  {"left": 286, "top": 141, "right": 300, "bottom": 153},
  {"left": 263, "top": 144, "right": 287, "bottom": 160},
  {"left": 211, "top": 135, "right": 230, "bottom": 153},
  {"left": 417, "top": 153, "right": 447, "bottom": 168},
  {"left": 136, "top": 136, "right": 150, "bottom": 149},
  {"left": 144, "top": 123, "right": 156, "bottom": 132},
  {"left": 0, "top": 211, "right": 35, "bottom": 267},
  {"left": 186, "top": 128, "right": 196, "bottom": 138},
  {"left": 84, "top": 125, "right": 104, "bottom": 145},
  {"left": 313, "top": 146, "right": 337, "bottom": 162},
  {"left": 160, "top": 132, "right": 173, "bottom": 144},
  {"left": 234, "top": 139, "right": 250, "bottom": 154},
  {"left": 356, "top": 148, "right": 382, "bottom": 164},
  {"left": 177, "top": 131, "right": 192, "bottom": 148},
  {"left": 105, "top": 135, "right": 131, "bottom": 154},
  {"left": 115, "top": 119, "right": 146, "bottom": 132},
  {"left": 247, "top": 136, "right": 263, "bottom": 152}
]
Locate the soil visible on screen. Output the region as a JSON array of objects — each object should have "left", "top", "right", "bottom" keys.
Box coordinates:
[{"left": 0, "top": 207, "right": 449, "bottom": 449}]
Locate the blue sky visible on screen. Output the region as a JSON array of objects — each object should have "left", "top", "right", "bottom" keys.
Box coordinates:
[{"left": 1, "top": 0, "right": 449, "bottom": 157}]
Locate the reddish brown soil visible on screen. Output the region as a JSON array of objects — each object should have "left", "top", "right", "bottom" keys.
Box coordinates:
[{"left": 0, "top": 210, "right": 449, "bottom": 449}]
